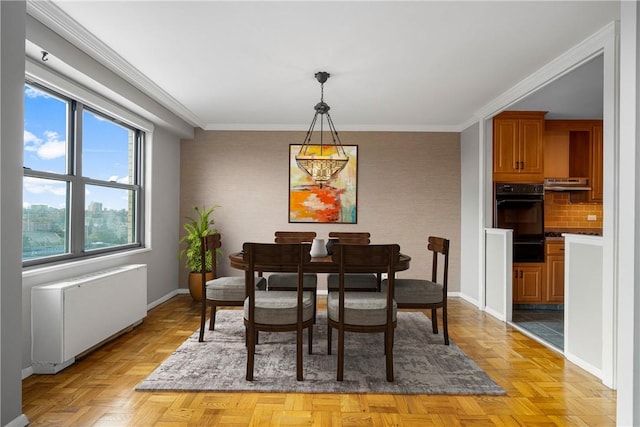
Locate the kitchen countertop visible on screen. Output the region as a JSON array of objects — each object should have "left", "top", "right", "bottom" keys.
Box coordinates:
[{"left": 545, "top": 227, "right": 603, "bottom": 238}]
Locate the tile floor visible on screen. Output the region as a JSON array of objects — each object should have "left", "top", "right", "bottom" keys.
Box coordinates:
[{"left": 511, "top": 308, "right": 564, "bottom": 351}]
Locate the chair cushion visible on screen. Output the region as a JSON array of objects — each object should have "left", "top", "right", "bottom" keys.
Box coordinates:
[
  {"left": 381, "top": 278, "right": 443, "bottom": 305},
  {"left": 244, "top": 290, "right": 314, "bottom": 325},
  {"left": 267, "top": 273, "right": 318, "bottom": 289},
  {"left": 327, "top": 273, "right": 378, "bottom": 290},
  {"left": 327, "top": 292, "right": 397, "bottom": 326},
  {"left": 206, "top": 276, "right": 266, "bottom": 301}
]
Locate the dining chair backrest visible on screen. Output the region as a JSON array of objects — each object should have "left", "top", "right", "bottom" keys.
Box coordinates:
[
  {"left": 243, "top": 242, "right": 312, "bottom": 308},
  {"left": 328, "top": 231, "right": 370, "bottom": 245},
  {"left": 332, "top": 243, "right": 400, "bottom": 309},
  {"left": 428, "top": 236, "right": 450, "bottom": 293},
  {"left": 201, "top": 233, "right": 222, "bottom": 282},
  {"left": 274, "top": 231, "right": 316, "bottom": 244}
]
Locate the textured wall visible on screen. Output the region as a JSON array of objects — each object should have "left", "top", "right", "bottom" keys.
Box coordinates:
[{"left": 180, "top": 129, "right": 461, "bottom": 291}]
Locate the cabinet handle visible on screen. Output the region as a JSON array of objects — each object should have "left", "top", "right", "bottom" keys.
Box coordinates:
[
  {"left": 519, "top": 161, "right": 524, "bottom": 169},
  {"left": 514, "top": 162, "right": 519, "bottom": 170}
]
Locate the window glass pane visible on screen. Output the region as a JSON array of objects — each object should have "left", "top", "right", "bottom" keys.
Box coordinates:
[
  {"left": 82, "top": 110, "right": 135, "bottom": 184},
  {"left": 22, "top": 177, "right": 69, "bottom": 260},
  {"left": 23, "top": 84, "right": 69, "bottom": 174},
  {"left": 85, "top": 185, "right": 135, "bottom": 251}
]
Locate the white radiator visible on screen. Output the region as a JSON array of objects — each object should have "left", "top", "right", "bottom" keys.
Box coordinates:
[{"left": 31, "top": 264, "right": 147, "bottom": 374}]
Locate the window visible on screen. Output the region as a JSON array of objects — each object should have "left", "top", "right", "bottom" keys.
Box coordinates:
[{"left": 23, "top": 82, "right": 144, "bottom": 265}]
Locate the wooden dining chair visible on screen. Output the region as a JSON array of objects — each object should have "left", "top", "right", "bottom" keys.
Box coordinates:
[
  {"left": 327, "top": 243, "right": 400, "bottom": 382},
  {"left": 382, "top": 236, "right": 450, "bottom": 345},
  {"left": 244, "top": 242, "right": 314, "bottom": 381},
  {"left": 326, "top": 232, "right": 380, "bottom": 292},
  {"left": 267, "top": 231, "right": 319, "bottom": 321},
  {"left": 198, "top": 233, "right": 266, "bottom": 342}
]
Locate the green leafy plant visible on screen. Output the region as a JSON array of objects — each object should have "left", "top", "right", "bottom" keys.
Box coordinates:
[{"left": 178, "top": 205, "right": 219, "bottom": 273}]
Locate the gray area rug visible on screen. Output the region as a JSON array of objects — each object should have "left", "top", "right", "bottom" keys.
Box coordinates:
[{"left": 136, "top": 310, "right": 504, "bottom": 394}]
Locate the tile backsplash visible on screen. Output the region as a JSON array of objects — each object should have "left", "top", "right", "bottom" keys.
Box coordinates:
[{"left": 544, "top": 192, "right": 603, "bottom": 228}]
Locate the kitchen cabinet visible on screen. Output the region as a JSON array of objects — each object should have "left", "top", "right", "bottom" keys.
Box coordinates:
[
  {"left": 545, "top": 241, "right": 565, "bottom": 303},
  {"left": 590, "top": 123, "right": 603, "bottom": 201},
  {"left": 513, "top": 263, "right": 544, "bottom": 303},
  {"left": 493, "top": 111, "right": 546, "bottom": 183},
  {"left": 544, "top": 120, "right": 603, "bottom": 203}
]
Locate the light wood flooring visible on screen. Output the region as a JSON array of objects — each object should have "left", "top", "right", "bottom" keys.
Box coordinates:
[{"left": 22, "top": 295, "right": 616, "bottom": 426}]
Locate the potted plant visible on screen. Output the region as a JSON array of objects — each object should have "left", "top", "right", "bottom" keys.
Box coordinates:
[{"left": 178, "top": 205, "right": 219, "bottom": 301}]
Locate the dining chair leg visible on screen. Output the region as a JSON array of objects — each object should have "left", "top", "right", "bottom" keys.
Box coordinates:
[
  {"left": 312, "top": 292, "right": 317, "bottom": 324},
  {"left": 385, "top": 327, "right": 394, "bottom": 382},
  {"left": 296, "top": 327, "right": 303, "bottom": 381},
  {"left": 209, "top": 305, "right": 217, "bottom": 331},
  {"left": 442, "top": 307, "right": 449, "bottom": 345},
  {"left": 308, "top": 325, "right": 313, "bottom": 354},
  {"left": 384, "top": 331, "right": 387, "bottom": 355},
  {"left": 246, "top": 325, "right": 256, "bottom": 381},
  {"left": 431, "top": 308, "right": 438, "bottom": 334},
  {"left": 327, "top": 324, "right": 333, "bottom": 355},
  {"left": 198, "top": 300, "right": 207, "bottom": 342},
  {"left": 337, "top": 327, "right": 345, "bottom": 381}
]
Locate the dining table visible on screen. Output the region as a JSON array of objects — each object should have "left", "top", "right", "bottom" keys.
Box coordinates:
[{"left": 228, "top": 251, "right": 412, "bottom": 274}]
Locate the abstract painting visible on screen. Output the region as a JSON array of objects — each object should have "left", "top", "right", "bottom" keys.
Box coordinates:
[{"left": 289, "top": 145, "right": 357, "bottom": 223}]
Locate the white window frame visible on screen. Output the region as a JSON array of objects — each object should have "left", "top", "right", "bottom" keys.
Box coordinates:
[{"left": 23, "top": 67, "right": 150, "bottom": 267}]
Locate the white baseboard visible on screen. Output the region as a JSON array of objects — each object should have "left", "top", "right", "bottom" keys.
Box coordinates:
[
  {"left": 148, "top": 288, "right": 189, "bottom": 310},
  {"left": 457, "top": 293, "right": 480, "bottom": 308},
  {"left": 484, "top": 306, "right": 507, "bottom": 322},
  {"left": 5, "top": 414, "right": 29, "bottom": 427},
  {"left": 21, "top": 365, "right": 34, "bottom": 380},
  {"left": 565, "top": 351, "right": 602, "bottom": 379}
]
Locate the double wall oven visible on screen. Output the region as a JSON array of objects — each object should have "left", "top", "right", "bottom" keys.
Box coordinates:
[{"left": 495, "top": 183, "right": 544, "bottom": 262}]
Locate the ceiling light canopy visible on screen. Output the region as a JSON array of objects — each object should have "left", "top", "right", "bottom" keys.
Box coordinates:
[{"left": 295, "top": 72, "right": 349, "bottom": 186}]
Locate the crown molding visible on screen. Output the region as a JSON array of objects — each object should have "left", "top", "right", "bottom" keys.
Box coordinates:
[
  {"left": 26, "top": 0, "right": 203, "bottom": 128},
  {"left": 203, "top": 123, "right": 463, "bottom": 132}
]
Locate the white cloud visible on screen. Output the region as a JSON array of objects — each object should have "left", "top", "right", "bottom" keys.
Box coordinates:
[
  {"left": 24, "top": 130, "right": 42, "bottom": 152},
  {"left": 23, "top": 177, "right": 66, "bottom": 197},
  {"left": 37, "top": 131, "right": 66, "bottom": 160},
  {"left": 108, "top": 175, "right": 119, "bottom": 182},
  {"left": 23, "top": 129, "right": 66, "bottom": 160},
  {"left": 24, "top": 86, "right": 50, "bottom": 99}
]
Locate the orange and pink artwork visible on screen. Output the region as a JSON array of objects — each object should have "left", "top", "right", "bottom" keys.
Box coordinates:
[{"left": 289, "top": 145, "right": 357, "bottom": 223}]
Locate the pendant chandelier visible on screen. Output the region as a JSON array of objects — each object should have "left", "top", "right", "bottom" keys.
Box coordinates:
[{"left": 295, "top": 71, "right": 349, "bottom": 185}]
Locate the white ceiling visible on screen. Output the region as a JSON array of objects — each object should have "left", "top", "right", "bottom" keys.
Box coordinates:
[{"left": 37, "top": 1, "right": 618, "bottom": 131}]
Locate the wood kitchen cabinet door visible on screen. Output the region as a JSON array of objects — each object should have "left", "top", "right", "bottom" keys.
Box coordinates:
[
  {"left": 493, "top": 111, "right": 546, "bottom": 183},
  {"left": 546, "top": 255, "right": 565, "bottom": 302},
  {"left": 591, "top": 123, "right": 604, "bottom": 202},
  {"left": 493, "top": 118, "right": 519, "bottom": 175},
  {"left": 513, "top": 263, "right": 544, "bottom": 303},
  {"left": 519, "top": 119, "right": 544, "bottom": 175},
  {"left": 545, "top": 240, "right": 565, "bottom": 303}
]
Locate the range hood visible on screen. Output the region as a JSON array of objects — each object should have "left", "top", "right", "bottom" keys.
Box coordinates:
[{"left": 544, "top": 177, "right": 591, "bottom": 191}]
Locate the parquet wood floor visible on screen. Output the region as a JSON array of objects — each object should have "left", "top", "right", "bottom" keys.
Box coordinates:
[{"left": 22, "top": 295, "right": 616, "bottom": 426}]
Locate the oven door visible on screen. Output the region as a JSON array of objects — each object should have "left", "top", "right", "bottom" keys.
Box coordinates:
[
  {"left": 495, "top": 197, "right": 544, "bottom": 262},
  {"left": 495, "top": 198, "right": 544, "bottom": 238}
]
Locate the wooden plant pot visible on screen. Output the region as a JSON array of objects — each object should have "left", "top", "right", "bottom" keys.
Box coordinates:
[{"left": 188, "top": 271, "right": 213, "bottom": 302}]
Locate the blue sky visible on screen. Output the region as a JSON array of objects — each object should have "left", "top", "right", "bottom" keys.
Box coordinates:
[{"left": 23, "top": 84, "right": 133, "bottom": 211}]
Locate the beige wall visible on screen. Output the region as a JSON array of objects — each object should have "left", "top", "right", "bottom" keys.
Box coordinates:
[{"left": 180, "top": 129, "right": 461, "bottom": 291}]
